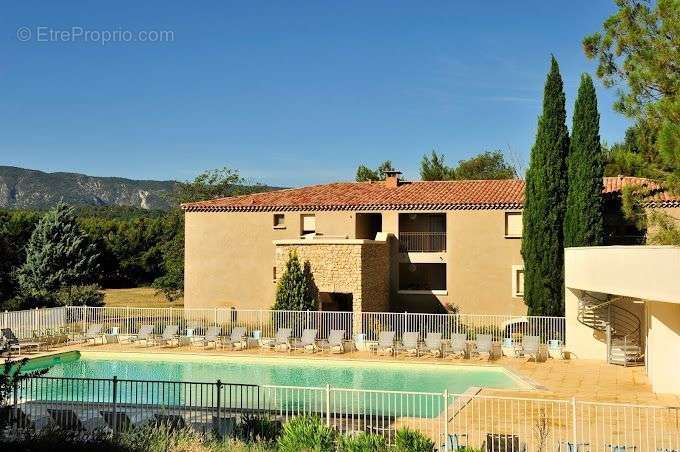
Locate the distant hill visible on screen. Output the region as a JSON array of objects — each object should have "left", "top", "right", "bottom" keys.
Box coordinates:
[{"left": 0, "top": 166, "right": 278, "bottom": 210}]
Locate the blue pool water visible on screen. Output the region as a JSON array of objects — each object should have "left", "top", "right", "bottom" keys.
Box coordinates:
[
  {"left": 22, "top": 352, "right": 531, "bottom": 418},
  {"left": 28, "top": 351, "right": 527, "bottom": 394}
]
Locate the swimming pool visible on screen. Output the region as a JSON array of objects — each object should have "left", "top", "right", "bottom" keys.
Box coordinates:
[
  {"left": 20, "top": 352, "right": 531, "bottom": 419},
  {"left": 28, "top": 351, "right": 528, "bottom": 393}
]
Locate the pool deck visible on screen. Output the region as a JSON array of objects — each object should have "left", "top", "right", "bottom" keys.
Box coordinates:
[{"left": 9, "top": 343, "right": 680, "bottom": 407}]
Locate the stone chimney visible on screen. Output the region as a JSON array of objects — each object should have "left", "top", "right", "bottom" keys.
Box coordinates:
[{"left": 384, "top": 170, "right": 402, "bottom": 188}]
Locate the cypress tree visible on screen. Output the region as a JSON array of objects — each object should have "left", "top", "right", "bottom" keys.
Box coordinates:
[
  {"left": 273, "top": 251, "right": 318, "bottom": 310},
  {"left": 521, "top": 56, "right": 570, "bottom": 316},
  {"left": 564, "top": 73, "right": 604, "bottom": 247}
]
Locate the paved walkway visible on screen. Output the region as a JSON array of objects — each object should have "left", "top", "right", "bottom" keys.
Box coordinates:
[{"left": 9, "top": 343, "right": 680, "bottom": 407}]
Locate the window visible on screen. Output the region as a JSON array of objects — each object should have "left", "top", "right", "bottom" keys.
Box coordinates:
[
  {"left": 273, "top": 266, "right": 277, "bottom": 282},
  {"left": 301, "top": 214, "right": 316, "bottom": 234},
  {"left": 398, "top": 263, "right": 447, "bottom": 293},
  {"left": 273, "top": 214, "right": 285, "bottom": 229},
  {"left": 512, "top": 265, "right": 524, "bottom": 297},
  {"left": 505, "top": 212, "right": 523, "bottom": 237}
]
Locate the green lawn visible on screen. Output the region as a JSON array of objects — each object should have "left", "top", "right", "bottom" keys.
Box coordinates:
[{"left": 103, "top": 287, "right": 183, "bottom": 308}]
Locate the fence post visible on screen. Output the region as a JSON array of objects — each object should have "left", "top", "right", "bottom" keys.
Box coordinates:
[
  {"left": 214, "top": 307, "right": 218, "bottom": 327},
  {"left": 443, "top": 390, "right": 449, "bottom": 451},
  {"left": 571, "top": 397, "right": 577, "bottom": 446},
  {"left": 325, "top": 384, "right": 331, "bottom": 427},
  {"left": 216, "top": 379, "right": 223, "bottom": 437},
  {"left": 112, "top": 376, "right": 119, "bottom": 438},
  {"left": 11, "top": 378, "right": 18, "bottom": 428}
]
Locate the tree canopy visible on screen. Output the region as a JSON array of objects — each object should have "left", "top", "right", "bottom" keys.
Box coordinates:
[
  {"left": 584, "top": 0, "right": 680, "bottom": 188},
  {"left": 420, "top": 150, "right": 516, "bottom": 181},
  {"left": 355, "top": 161, "right": 395, "bottom": 182},
  {"left": 564, "top": 73, "right": 605, "bottom": 248},
  {"left": 522, "top": 57, "right": 570, "bottom": 316}
]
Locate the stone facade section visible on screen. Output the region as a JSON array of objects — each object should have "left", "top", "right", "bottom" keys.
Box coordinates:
[{"left": 274, "top": 239, "right": 391, "bottom": 320}]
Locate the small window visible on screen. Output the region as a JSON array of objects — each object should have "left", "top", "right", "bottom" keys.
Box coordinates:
[
  {"left": 273, "top": 266, "right": 277, "bottom": 282},
  {"left": 273, "top": 214, "right": 285, "bottom": 229},
  {"left": 301, "top": 214, "right": 316, "bottom": 234},
  {"left": 505, "top": 212, "right": 523, "bottom": 237},
  {"left": 512, "top": 265, "right": 524, "bottom": 297}
]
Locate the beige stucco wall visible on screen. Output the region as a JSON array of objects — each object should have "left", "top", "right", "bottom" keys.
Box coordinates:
[
  {"left": 439, "top": 210, "right": 525, "bottom": 315},
  {"left": 565, "top": 246, "right": 680, "bottom": 394},
  {"left": 646, "top": 300, "right": 680, "bottom": 394},
  {"left": 184, "top": 209, "right": 526, "bottom": 315}
]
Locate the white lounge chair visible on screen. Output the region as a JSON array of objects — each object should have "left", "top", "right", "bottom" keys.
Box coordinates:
[
  {"left": 1, "top": 328, "right": 40, "bottom": 355},
  {"left": 261, "top": 328, "right": 292, "bottom": 352},
  {"left": 423, "top": 332, "right": 443, "bottom": 357},
  {"left": 322, "top": 329, "right": 347, "bottom": 354},
  {"left": 190, "top": 326, "right": 222, "bottom": 348},
  {"left": 396, "top": 331, "right": 421, "bottom": 357},
  {"left": 446, "top": 333, "right": 468, "bottom": 358},
  {"left": 154, "top": 325, "right": 179, "bottom": 347},
  {"left": 291, "top": 328, "right": 318, "bottom": 353},
  {"left": 521, "top": 335, "right": 541, "bottom": 361},
  {"left": 372, "top": 331, "right": 396, "bottom": 356},
  {"left": 472, "top": 334, "right": 493, "bottom": 359},
  {"left": 129, "top": 324, "right": 155, "bottom": 346},
  {"left": 222, "top": 326, "right": 247, "bottom": 350}
]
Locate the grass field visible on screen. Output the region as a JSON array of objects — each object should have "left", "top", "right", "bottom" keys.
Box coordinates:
[{"left": 103, "top": 287, "right": 183, "bottom": 308}]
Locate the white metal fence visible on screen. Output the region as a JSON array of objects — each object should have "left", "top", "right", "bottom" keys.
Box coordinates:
[
  {"left": 0, "top": 306, "right": 565, "bottom": 345},
  {"left": 10, "top": 375, "right": 680, "bottom": 450},
  {"left": 1, "top": 307, "right": 67, "bottom": 340}
]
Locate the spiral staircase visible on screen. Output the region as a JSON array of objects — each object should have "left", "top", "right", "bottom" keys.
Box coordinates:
[{"left": 576, "top": 291, "right": 644, "bottom": 366}]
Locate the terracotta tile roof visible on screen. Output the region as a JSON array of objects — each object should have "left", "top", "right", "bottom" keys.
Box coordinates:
[{"left": 181, "top": 176, "right": 680, "bottom": 212}]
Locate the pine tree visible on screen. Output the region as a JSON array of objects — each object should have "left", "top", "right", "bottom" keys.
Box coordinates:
[
  {"left": 17, "top": 202, "right": 100, "bottom": 303},
  {"left": 564, "top": 74, "right": 605, "bottom": 248},
  {"left": 521, "top": 57, "right": 570, "bottom": 316},
  {"left": 273, "top": 251, "right": 318, "bottom": 310}
]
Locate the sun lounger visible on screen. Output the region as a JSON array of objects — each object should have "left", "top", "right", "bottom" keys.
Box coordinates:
[
  {"left": 608, "top": 445, "right": 637, "bottom": 452},
  {"left": 83, "top": 324, "right": 104, "bottom": 345},
  {"left": 521, "top": 335, "right": 541, "bottom": 360},
  {"left": 47, "top": 408, "right": 87, "bottom": 431},
  {"left": 153, "top": 413, "right": 186, "bottom": 430},
  {"left": 129, "top": 324, "right": 155, "bottom": 346},
  {"left": 261, "top": 328, "right": 292, "bottom": 352},
  {"left": 1, "top": 328, "right": 40, "bottom": 355},
  {"left": 422, "top": 332, "right": 443, "bottom": 357},
  {"left": 446, "top": 333, "right": 468, "bottom": 358},
  {"left": 396, "top": 331, "right": 421, "bottom": 357},
  {"left": 13, "top": 407, "right": 36, "bottom": 430},
  {"left": 472, "top": 334, "right": 493, "bottom": 359},
  {"left": 485, "top": 433, "right": 526, "bottom": 452},
  {"left": 322, "top": 329, "right": 347, "bottom": 354},
  {"left": 442, "top": 433, "right": 468, "bottom": 450},
  {"left": 100, "top": 410, "right": 134, "bottom": 432},
  {"left": 372, "top": 331, "right": 396, "bottom": 356},
  {"left": 192, "top": 326, "right": 222, "bottom": 348},
  {"left": 559, "top": 442, "right": 590, "bottom": 451},
  {"left": 154, "top": 325, "right": 179, "bottom": 347},
  {"left": 222, "top": 326, "right": 247, "bottom": 350},
  {"left": 291, "top": 328, "right": 318, "bottom": 353}
]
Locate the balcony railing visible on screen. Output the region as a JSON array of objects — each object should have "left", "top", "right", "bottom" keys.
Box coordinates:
[{"left": 398, "top": 232, "right": 446, "bottom": 252}]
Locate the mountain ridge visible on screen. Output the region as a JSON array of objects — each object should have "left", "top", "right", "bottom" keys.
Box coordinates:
[{"left": 0, "top": 166, "right": 274, "bottom": 210}]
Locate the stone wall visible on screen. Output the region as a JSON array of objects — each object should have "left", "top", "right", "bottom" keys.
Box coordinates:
[{"left": 274, "top": 239, "right": 391, "bottom": 319}]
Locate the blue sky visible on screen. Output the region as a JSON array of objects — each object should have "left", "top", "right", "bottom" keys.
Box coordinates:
[{"left": 0, "top": 1, "right": 628, "bottom": 186}]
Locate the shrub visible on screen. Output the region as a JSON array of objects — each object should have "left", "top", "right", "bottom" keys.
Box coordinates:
[
  {"left": 337, "top": 431, "right": 387, "bottom": 452},
  {"left": 277, "top": 415, "right": 336, "bottom": 452},
  {"left": 236, "top": 413, "right": 282, "bottom": 443},
  {"left": 57, "top": 284, "right": 104, "bottom": 307},
  {"left": 394, "top": 427, "right": 435, "bottom": 452}
]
